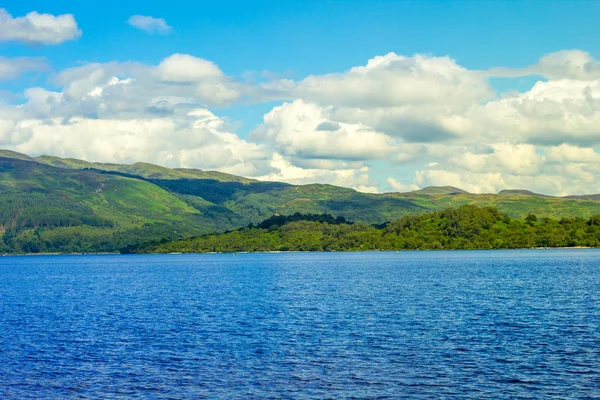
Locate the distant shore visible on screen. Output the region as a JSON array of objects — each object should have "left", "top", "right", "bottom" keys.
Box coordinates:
[{"left": 1, "top": 246, "right": 597, "bottom": 257}]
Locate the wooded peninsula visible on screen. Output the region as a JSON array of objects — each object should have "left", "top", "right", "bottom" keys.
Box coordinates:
[{"left": 131, "top": 206, "right": 600, "bottom": 253}]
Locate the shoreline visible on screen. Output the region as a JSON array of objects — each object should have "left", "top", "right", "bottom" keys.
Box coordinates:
[{"left": 1, "top": 246, "right": 596, "bottom": 256}]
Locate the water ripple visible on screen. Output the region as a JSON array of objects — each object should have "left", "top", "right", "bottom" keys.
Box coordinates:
[{"left": 1, "top": 250, "right": 599, "bottom": 398}]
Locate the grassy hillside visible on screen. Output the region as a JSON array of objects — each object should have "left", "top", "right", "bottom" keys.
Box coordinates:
[
  {"left": 3, "top": 149, "right": 600, "bottom": 253},
  {"left": 0, "top": 157, "right": 234, "bottom": 253},
  {"left": 34, "top": 155, "right": 254, "bottom": 182}
]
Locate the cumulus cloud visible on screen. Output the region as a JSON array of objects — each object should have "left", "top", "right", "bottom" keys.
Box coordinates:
[
  {"left": 2, "top": 109, "right": 273, "bottom": 176},
  {"left": 448, "top": 143, "right": 544, "bottom": 176},
  {"left": 387, "top": 177, "right": 419, "bottom": 193},
  {"left": 16, "top": 54, "right": 245, "bottom": 118},
  {"left": 488, "top": 50, "right": 600, "bottom": 80},
  {"left": 253, "top": 153, "right": 374, "bottom": 190},
  {"left": 0, "top": 8, "right": 81, "bottom": 45},
  {"left": 127, "top": 15, "right": 172, "bottom": 35},
  {"left": 253, "top": 50, "right": 600, "bottom": 195},
  {"left": 267, "top": 53, "right": 494, "bottom": 110},
  {"left": 253, "top": 100, "right": 396, "bottom": 161},
  {"left": 545, "top": 144, "right": 600, "bottom": 164},
  {"left": 156, "top": 54, "right": 223, "bottom": 81},
  {"left": 400, "top": 140, "right": 600, "bottom": 196},
  {"left": 475, "top": 79, "right": 600, "bottom": 146},
  {"left": 0, "top": 57, "right": 48, "bottom": 80}
]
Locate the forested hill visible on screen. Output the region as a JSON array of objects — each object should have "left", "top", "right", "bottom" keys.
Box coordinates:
[
  {"left": 135, "top": 206, "right": 600, "bottom": 253},
  {"left": 3, "top": 150, "right": 600, "bottom": 254}
]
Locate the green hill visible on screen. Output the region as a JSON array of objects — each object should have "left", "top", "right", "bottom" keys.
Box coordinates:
[
  {"left": 34, "top": 154, "right": 254, "bottom": 182},
  {"left": 403, "top": 186, "right": 467, "bottom": 196},
  {"left": 2, "top": 149, "right": 600, "bottom": 254},
  {"left": 497, "top": 189, "right": 549, "bottom": 197},
  {"left": 0, "top": 157, "right": 230, "bottom": 253}
]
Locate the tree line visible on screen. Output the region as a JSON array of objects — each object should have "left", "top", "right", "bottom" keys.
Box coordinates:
[{"left": 136, "top": 205, "right": 600, "bottom": 253}]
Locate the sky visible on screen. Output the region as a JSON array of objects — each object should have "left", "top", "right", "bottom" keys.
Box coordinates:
[{"left": 2, "top": 1, "right": 600, "bottom": 195}]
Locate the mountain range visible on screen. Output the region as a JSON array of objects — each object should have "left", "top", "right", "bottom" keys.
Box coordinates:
[{"left": 2, "top": 149, "right": 600, "bottom": 253}]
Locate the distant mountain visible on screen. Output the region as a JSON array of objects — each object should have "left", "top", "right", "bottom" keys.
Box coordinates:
[
  {"left": 405, "top": 186, "right": 468, "bottom": 196},
  {"left": 2, "top": 149, "right": 600, "bottom": 254},
  {"left": 563, "top": 194, "right": 600, "bottom": 201},
  {"left": 33, "top": 154, "right": 255, "bottom": 183},
  {"left": 497, "top": 189, "right": 551, "bottom": 197},
  {"left": 0, "top": 150, "right": 34, "bottom": 161}
]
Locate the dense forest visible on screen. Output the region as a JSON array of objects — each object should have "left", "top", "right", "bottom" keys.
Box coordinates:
[{"left": 134, "top": 205, "right": 600, "bottom": 253}]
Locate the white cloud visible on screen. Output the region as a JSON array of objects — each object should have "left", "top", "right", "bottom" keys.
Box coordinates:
[
  {"left": 488, "top": 50, "right": 600, "bottom": 80},
  {"left": 412, "top": 164, "right": 600, "bottom": 196},
  {"left": 3, "top": 110, "right": 273, "bottom": 176},
  {"left": 253, "top": 100, "right": 396, "bottom": 161},
  {"left": 545, "top": 144, "right": 600, "bottom": 164},
  {"left": 264, "top": 53, "right": 494, "bottom": 111},
  {"left": 127, "top": 15, "right": 172, "bottom": 35},
  {"left": 17, "top": 55, "right": 245, "bottom": 117},
  {"left": 475, "top": 79, "right": 600, "bottom": 146},
  {"left": 156, "top": 54, "right": 223, "bottom": 81},
  {"left": 254, "top": 153, "right": 374, "bottom": 189},
  {"left": 400, "top": 140, "right": 600, "bottom": 195},
  {"left": 0, "top": 57, "right": 48, "bottom": 80},
  {"left": 356, "top": 185, "right": 380, "bottom": 194},
  {"left": 0, "top": 8, "right": 81, "bottom": 45},
  {"left": 387, "top": 177, "right": 419, "bottom": 193},
  {"left": 448, "top": 143, "right": 544, "bottom": 176}
]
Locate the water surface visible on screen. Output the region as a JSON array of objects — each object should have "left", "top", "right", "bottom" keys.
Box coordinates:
[{"left": 1, "top": 250, "right": 599, "bottom": 398}]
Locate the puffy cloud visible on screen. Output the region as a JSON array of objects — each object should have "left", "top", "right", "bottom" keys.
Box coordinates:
[
  {"left": 488, "top": 50, "right": 600, "bottom": 80},
  {"left": 412, "top": 164, "right": 600, "bottom": 196},
  {"left": 415, "top": 168, "right": 515, "bottom": 194},
  {"left": 329, "top": 106, "right": 462, "bottom": 144},
  {"left": 545, "top": 144, "right": 600, "bottom": 164},
  {"left": 16, "top": 54, "right": 244, "bottom": 119},
  {"left": 253, "top": 100, "right": 396, "bottom": 161},
  {"left": 127, "top": 15, "right": 172, "bottom": 35},
  {"left": 254, "top": 153, "right": 374, "bottom": 190},
  {"left": 2, "top": 109, "right": 273, "bottom": 176},
  {"left": 476, "top": 79, "right": 600, "bottom": 146},
  {"left": 448, "top": 143, "right": 544, "bottom": 176},
  {"left": 256, "top": 54, "right": 496, "bottom": 148},
  {"left": 387, "top": 177, "right": 418, "bottom": 193},
  {"left": 267, "top": 53, "right": 494, "bottom": 111},
  {"left": 0, "top": 57, "right": 48, "bottom": 80},
  {"left": 399, "top": 141, "right": 600, "bottom": 195},
  {"left": 0, "top": 8, "right": 81, "bottom": 45},
  {"left": 156, "top": 54, "right": 224, "bottom": 81},
  {"left": 535, "top": 50, "right": 600, "bottom": 80}
]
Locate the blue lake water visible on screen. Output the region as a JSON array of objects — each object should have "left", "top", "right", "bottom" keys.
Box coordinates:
[{"left": 1, "top": 250, "right": 599, "bottom": 398}]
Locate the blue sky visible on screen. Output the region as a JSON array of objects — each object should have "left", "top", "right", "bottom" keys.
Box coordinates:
[
  {"left": 4, "top": 1, "right": 599, "bottom": 72},
  {"left": 2, "top": 1, "right": 600, "bottom": 195}
]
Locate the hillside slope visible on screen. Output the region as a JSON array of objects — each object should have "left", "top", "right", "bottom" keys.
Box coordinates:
[
  {"left": 3, "top": 150, "right": 600, "bottom": 253},
  {"left": 0, "top": 157, "right": 233, "bottom": 253}
]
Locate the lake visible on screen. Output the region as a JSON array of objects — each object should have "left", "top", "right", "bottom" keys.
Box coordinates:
[{"left": 1, "top": 250, "right": 599, "bottom": 398}]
